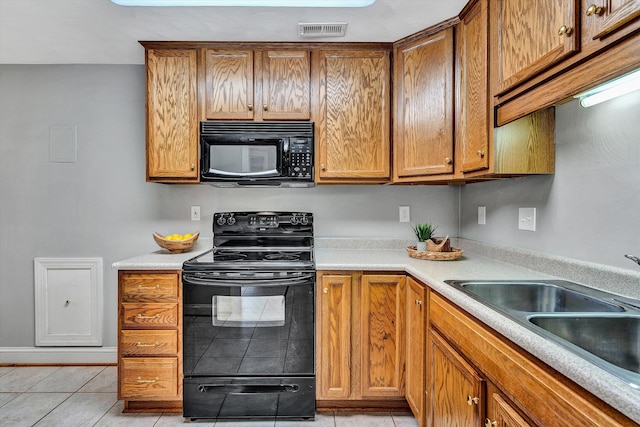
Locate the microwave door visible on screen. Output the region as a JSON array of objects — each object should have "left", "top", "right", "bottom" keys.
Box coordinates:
[{"left": 206, "top": 139, "right": 283, "bottom": 179}]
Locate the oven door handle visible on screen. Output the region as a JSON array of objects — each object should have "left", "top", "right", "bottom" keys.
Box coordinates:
[
  {"left": 197, "top": 384, "right": 299, "bottom": 394},
  {"left": 183, "top": 273, "right": 315, "bottom": 287}
]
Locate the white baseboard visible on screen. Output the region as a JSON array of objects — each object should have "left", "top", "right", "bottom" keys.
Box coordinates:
[{"left": 0, "top": 347, "right": 117, "bottom": 364}]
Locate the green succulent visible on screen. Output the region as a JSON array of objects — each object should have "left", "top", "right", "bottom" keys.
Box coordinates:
[{"left": 412, "top": 222, "right": 438, "bottom": 242}]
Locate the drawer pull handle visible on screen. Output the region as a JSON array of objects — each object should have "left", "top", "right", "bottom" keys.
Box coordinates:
[
  {"left": 136, "top": 314, "right": 160, "bottom": 319},
  {"left": 136, "top": 376, "right": 159, "bottom": 383},
  {"left": 467, "top": 395, "right": 480, "bottom": 405},
  {"left": 135, "top": 341, "right": 160, "bottom": 347},
  {"left": 138, "top": 285, "right": 161, "bottom": 290}
]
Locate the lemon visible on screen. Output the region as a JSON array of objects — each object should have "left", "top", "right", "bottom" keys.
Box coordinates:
[
  {"left": 183, "top": 233, "right": 193, "bottom": 239},
  {"left": 171, "top": 233, "right": 183, "bottom": 240}
]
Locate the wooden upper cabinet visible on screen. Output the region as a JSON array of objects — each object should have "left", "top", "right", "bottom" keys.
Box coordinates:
[
  {"left": 491, "top": 0, "right": 580, "bottom": 95},
  {"left": 262, "top": 50, "right": 311, "bottom": 120},
  {"left": 393, "top": 28, "right": 454, "bottom": 180},
  {"left": 360, "top": 274, "right": 405, "bottom": 398},
  {"left": 456, "top": 0, "right": 490, "bottom": 174},
  {"left": 203, "top": 48, "right": 311, "bottom": 121},
  {"left": 315, "top": 49, "right": 391, "bottom": 182},
  {"left": 204, "top": 49, "right": 254, "bottom": 120},
  {"left": 581, "top": 0, "right": 640, "bottom": 43},
  {"left": 146, "top": 49, "right": 199, "bottom": 182}
]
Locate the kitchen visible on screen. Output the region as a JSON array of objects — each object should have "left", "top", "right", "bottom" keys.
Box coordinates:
[{"left": 1, "top": 0, "right": 640, "bottom": 425}]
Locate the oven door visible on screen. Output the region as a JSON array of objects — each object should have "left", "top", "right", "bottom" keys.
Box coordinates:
[
  {"left": 182, "top": 271, "right": 315, "bottom": 378},
  {"left": 201, "top": 136, "right": 286, "bottom": 182}
]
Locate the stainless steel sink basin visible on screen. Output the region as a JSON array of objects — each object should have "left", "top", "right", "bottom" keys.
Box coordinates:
[
  {"left": 444, "top": 279, "right": 640, "bottom": 387},
  {"left": 457, "top": 281, "right": 624, "bottom": 313},
  {"left": 529, "top": 314, "right": 640, "bottom": 375}
]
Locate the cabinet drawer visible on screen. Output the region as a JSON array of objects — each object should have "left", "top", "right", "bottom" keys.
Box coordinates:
[
  {"left": 122, "top": 303, "right": 178, "bottom": 329},
  {"left": 120, "top": 357, "right": 178, "bottom": 399},
  {"left": 120, "top": 330, "right": 178, "bottom": 356},
  {"left": 121, "top": 273, "right": 178, "bottom": 301}
]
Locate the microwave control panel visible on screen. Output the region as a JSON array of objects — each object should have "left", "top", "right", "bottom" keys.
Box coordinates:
[{"left": 289, "top": 138, "right": 313, "bottom": 178}]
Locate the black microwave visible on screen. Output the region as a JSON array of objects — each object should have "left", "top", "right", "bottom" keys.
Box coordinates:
[{"left": 200, "top": 121, "right": 314, "bottom": 187}]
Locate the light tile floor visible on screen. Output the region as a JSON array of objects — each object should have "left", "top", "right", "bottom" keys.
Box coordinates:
[{"left": 0, "top": 366, "right": 419, "bottom": 427}]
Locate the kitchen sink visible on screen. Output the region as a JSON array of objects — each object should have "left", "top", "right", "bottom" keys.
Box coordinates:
[
  {"left": 455, "top": 281, "right": 624, "bottom": 313},
  {"left": 444, "top": 279, "right": 640, "bottom": 388},
  {"left": 529, "top": 314, "right": 640, "bottom": 375}
]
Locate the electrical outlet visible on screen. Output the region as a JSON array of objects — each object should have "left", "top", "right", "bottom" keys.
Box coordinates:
[
  {"left": 191, "top": 206, "right": 201, "bottom": 221},
  {"left": 478, "top": 206, "right": 486, "bottom": 225},
  {"left": 399, "top": 206, "right": 410, "bottom": 223},
  {"left": 518, "top": 207, "right": 536, "bottom": 231}
]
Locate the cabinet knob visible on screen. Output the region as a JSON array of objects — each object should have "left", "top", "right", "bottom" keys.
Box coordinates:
[
  {"left": 190, "top": 163, "right": 195, "bottom": 170},
  {"left": 263, "top": 104, "right": 268, "bottom": 111},
  {"left": 321, "top": 164, "right": 326, "bottom": 170},
  {"left": 323, "top": 287, "right": 328, "bottom": 294},
  {"left": 415, "top": 300, "right": 423, "bottom": 305},
  {"left": 558, "top": 25, "right": 573, "bottom": 36},
  {"left": 467, "top": 395, "right": 480, "bottom": 406},
  {"left": 484, "top": 419, "right": 498, "bottom": 427},
  {"left": 444, "top": 157, "right": 452, "bottom": 164},
  {"left": 477, "top": 150, "right": 485, "bottom": 157},
  {"left": 586, "top": 4, "right": 604, "bottom": 16},
  {"left": 248, "top": 104, "right": 253, "bottom": 111}
]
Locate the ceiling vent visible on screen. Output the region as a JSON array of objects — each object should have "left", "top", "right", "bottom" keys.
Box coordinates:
[{"left": 298, "top": 22, "right": 347, "bottom": 38}]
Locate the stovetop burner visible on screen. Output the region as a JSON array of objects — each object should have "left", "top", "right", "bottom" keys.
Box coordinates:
[{"left": 183, "top": 211, "right": 315, "bottom": 272}]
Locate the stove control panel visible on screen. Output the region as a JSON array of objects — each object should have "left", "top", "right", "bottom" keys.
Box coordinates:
[
  {"left": 248, "top": 214, "right": 278, "bottom": 228},
  {"left": 213, "top": 212, "right": 313, "bottom": 233}
]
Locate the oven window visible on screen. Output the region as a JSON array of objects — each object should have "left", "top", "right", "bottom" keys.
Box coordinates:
[
  {"left": 212, "top": 295, "right": 285, "bottom": 327},
  {"left": 210, "top": 145, "right": 278, "bottom": 176}
]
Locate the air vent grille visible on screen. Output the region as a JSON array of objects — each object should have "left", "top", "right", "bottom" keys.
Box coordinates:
[
  {"left": 201, "top": 121, "right": 314, "bottom": 136},
  {"left": 298, "top": 22, "right": 347, "bottom": 38}
]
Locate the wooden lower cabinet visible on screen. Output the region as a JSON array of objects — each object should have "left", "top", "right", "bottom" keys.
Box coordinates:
[
  {"left": 406, "top": 277, "right": 427, "bottom": 426},
  {"left": 316, "top": 271, "right": 407, "bottom": 410},
  {"left": 118, "top": 270, "right": 182, "bottom": 412},
  {"left": 428, "top": 290, "right": 636, "bottom": 426}
]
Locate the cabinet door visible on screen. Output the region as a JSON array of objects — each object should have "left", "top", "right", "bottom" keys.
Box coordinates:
[
  {"left": 406, "top": 278, "right": 426, "bottom": 426},
  {"left": 492, "top": 0, "right": 579, "bottom": 94},
  {"left": 486, "top": 387, "right": 533, "bottom": 427},
  {"left": 262, "top": 50, "right": 311, "bottom": 120},
  {"left": 430, "top": 329, "right": 485, "bottom": 427},
  {"left": 204, "top": 49, "right": 254, "bottom": 120},
  {"left": 456, "top": 0, "right": 490, "bottom": 174},
  {"left": 581, "top": 0, "right": 640, "bottom": 42},
  {"left": 316, "top": 272, "right": 352, "bottom": 399},
  {"left": 360, "top": 274, "right": 405, "bottom": 397},
  {"left": 146, "top": 49, "right": 198, "bottom": 181},
  {"left": 316, "top": 50, "right": 391, "bottom": 182},
  {"left": 394, "top": 29, "right": 454, "bottom": 179}
]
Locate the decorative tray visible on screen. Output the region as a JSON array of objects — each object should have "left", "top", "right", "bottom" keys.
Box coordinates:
[{"left": 406, "top": 246, "right": 463, "bottom": 261}]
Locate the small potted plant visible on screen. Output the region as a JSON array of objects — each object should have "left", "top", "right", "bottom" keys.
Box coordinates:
[{"left": 412, "top": 222, "right": 437, "bottom": 252}]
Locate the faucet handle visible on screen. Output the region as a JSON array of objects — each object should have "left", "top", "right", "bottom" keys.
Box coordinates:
[{"left": 625, "top": 254, "right": 640, "bottom": 266}]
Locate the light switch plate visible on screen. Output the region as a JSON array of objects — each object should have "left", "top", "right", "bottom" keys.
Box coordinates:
[
  {"left": 399, "top": 206, "right": 410, "bottom": 223},
  {"left": 191, "top": 206, "right": 201, "bottom": 221},
  {"left": 518, "top": 207, "right": 536, "bottom": 231},
  {"left": 478, "top": 206, "right": 486, "bottom": 225}
]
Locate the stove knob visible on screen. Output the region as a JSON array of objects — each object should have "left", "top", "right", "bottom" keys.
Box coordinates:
[
  {"left": 216, "top": 215, "right": 226, "bottom": 225},
  {"left": 300, "top": 215, "right": 309, "bottom": 225},
  {"left": 227, "top": 216, "right": 236, "bottom": 225},
  {"left": 291, "top": 215, "right": 298, "bottom": 225}
]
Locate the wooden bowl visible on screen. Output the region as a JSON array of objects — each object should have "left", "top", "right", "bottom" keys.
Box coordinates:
[{"left": 153, "top": 232, "right": 199, "bottom": 253}]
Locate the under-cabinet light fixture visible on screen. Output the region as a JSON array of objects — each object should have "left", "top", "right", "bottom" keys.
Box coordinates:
[
  {"left": 575, "top": 68, "right": 640, "bottom": 108},
  {"left": 110, "top": 0, "right": 376, "bottom": 6}
]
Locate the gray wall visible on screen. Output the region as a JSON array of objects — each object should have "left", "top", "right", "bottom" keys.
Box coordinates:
[
  {"left": 0, "top": 65, "right": 458, "bottom": 348},
  {"left": 459, "top": 90, "right": 640, "bottom": 270}
]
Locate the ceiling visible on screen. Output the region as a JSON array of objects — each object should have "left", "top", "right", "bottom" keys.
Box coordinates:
[{"left": 0, "top": 0, "right": 467, "bottom": 64}]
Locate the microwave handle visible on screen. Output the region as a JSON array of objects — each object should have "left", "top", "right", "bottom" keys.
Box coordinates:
[{"left": 282, "top": 138, "right": 290, "bottom": 174}]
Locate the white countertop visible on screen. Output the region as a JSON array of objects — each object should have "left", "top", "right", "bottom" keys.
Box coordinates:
[{"left": 113, "top": 237, "right": 640, "bottom": 424}]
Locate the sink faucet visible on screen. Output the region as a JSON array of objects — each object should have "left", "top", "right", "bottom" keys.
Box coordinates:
[{"left": 625, "top": 254, "right": 640, "bottom": 266}]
